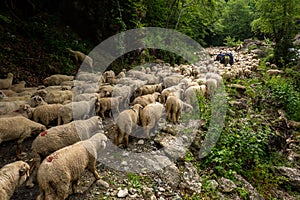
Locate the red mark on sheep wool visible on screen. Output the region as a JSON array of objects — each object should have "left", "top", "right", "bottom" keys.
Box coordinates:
[
  {"left": 13, "top": 110, "right": 19, "bottom": 112},
  {"left": 46, "top": 153, "right": 59, "bottom": 162},
  {"left": 40, "top": 131, "right": 48, "bottom": 136},
  {"left": 46, "top": 156, "right": 54, "bottom": 162}
]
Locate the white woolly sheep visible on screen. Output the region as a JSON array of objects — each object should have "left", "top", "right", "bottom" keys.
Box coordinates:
[
  {"left": 0, "top": 90, "right": 7, "bottom": 99},
  {"left": 44, "top": 90, "right": 73, "bottom": 104},
  {"left": 42, "top": 74, "right": 74, "bottom": 86},
  {"left": 266, "top": 69, "right": 284, "bottom": 76},
  {"left": 134, "top": 83, "right": 163, "bottom": 97},
  {"left": 98, "top": 84, "right": 114, "bottom": 97},
  {"left": 0, "top": 73, "right": 13, "bottom": 90},
  {"left": 111, "top": 85, "right": 132, "bottom": 109},
  {"left": 127, "top": 70, "right": 159, "bottom": 84},
  {"left": 96, "top": 96, "right": 123, "bottom": 119},
  {"left": 116, "top": 69, "right": 126, "bottom": 79},
  {"left": 163, "top": 74, "right": 183, "bottom": 88},
  {"left": 0, "top": 161, "right": 30, "bottom": 200},
  {"left": 140, "top": 102, "right": 164, "bottom": 138},
  {"left": 57, "top": 98, "right": 96, "bottom": 125},
  {"left": 165, "top": 95, "right": 182, "bottom": 124},
  {"left": 114, "top": 104, "right": 143, "bottom": 148},
  {"left": 27, "top": 104, "right": 64, "bottom": 127},
  {"left": 102, "top": 70, "right": 116, "bottom": 84},
  {"left": 73, "top": 93, "right": 98, "bottom": 102},
  {"left": 26, "top": 116, "right": 103, "bottom": 188},
  {"left": 160, "top": 83, "right": 185, "bottom": 104},
  {"left": 36, "top": 132, "right": 107, "bottom": 200},
  {"left": 184, "top": 85, "right": 206, "bottom": 106},
  {"left": 76, "top": 71, "right": 100, "bottom": 82},
  {"left": 0, "top": 116, "right": 46, "bottom": 159},
  {"left": 10, "top": 81, "right": 26, "bottom": 92},
  {"left": 205, "top": 78, "right": 218, "bottom": 97},
  {"left": 67, "top": 48, "right": 93, "bottom": 68},
  {"left": 118, "top": 78, "right": 147, "bottom": 91},
  {"left": 131, "top": 92, "right": 160, "bottom": 107}
]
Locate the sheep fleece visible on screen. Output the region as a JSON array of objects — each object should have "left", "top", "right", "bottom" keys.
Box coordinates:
[
  {"left": 0, "top": 161, "right": 30, "bottom": 200},
  {"left": 36, "top": 133, "right": 107, "bottom": 200}
]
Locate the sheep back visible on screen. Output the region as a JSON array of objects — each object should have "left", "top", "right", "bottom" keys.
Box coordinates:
[{"left": 0, "top": 161, "right": 30, "bottom": 200}]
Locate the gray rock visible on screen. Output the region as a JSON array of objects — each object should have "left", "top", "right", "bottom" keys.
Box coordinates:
[
  {"left": 96, "top": 179, "right": 110, "bottom": 190},
  {"left": 158, "top": 163, "right": 181, "bottom": 189},
  {"left": 142, "top": 186, "right": 156, "bottom": 200},
  {"left": 207, "top": 179, "right": 219, "bottom": 190},
  {"left": 218, "top": 177, "right": 237, "bottom": 193},
  {"left": 117, "top": 188, "right": 129, "bottom": 198},
  {"left": 276, "top": 166, "right": 300, "bottom": 191},
  {"left": 180, "top": 162, "right": 202, "bottom": 194},
  {"left": 234, "top": 174, "right": 264, "bottom": 200}
]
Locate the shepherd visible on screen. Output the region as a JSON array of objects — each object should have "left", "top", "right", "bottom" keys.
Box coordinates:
[{"left": 216, "top": 52, "right": 234, "bottom": 66}]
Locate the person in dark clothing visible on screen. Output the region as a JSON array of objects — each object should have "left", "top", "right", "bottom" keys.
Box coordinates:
[{"left": 215, "top": 52, "right": 234, "bottom": 65}]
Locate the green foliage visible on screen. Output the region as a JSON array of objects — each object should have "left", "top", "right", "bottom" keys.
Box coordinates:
[
  {"left": 0, "top": 14, "right": 11, "bottom": 23},
  {"left": 127, "top": 173, "right": 142, "bottom": 189},
  {"left": 221, "top": 0, "right": 254, "bottom": 42},
  {"left": 223, "top": 36, "right": 243, "bottom": 47},
  {"left": 265, "top": 76, "right": 300, "bottom": 121},
  {"left": 251, "top": 0, "right": 300, "bottom": 66},
  {"left": 201, "top": 116, "right": 272, "bottom": 176},
  {"left": 185, "top": 150, "right": 195, "bottom": 162}
]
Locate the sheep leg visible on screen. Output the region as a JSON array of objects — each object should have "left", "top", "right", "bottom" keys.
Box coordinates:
[
  {"left": 57, "top": 116, "right": 62, "bottom": 125},
  {"left": 55, "top": 181, "right": 70, "bottom": 200},
  {"left": 124, "top": 133, "right": 129, "bottom": 148},
  {"left": 16, "top": 141, "right": 23, "bottom": 160},
  {"left": 113, "top": 132, "right": 120, "bottom": 146},
  {"left": 72, "top": 179, "right": 79, "bottom": 193},
  {"left": 26, "top": 154, "right": 41, "bottom": 188},
  {"left": 88, "top": 159, "right": 101, "bottom": 180},
  {"left": 172, "top": 112, "right": 177, "bottom": 125},
  {"left": 177, "top": 110, "right": 181, "bottom": 124},
  {"left": 100, "top": 110, "right": 105, "bottom": 119}
]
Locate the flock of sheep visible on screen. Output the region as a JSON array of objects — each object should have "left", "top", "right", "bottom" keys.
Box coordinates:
[{"left": 0, "top": 47, "right": 263, "bottom": 200}]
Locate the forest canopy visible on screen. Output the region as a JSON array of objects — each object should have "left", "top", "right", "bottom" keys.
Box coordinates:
[{"left": 0, "top": 0, "right": 299, "bottom": 68}]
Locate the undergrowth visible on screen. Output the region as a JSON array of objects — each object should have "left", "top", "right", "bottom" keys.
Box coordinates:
[{"left": 193, "top": 64, "right": 299, "bottom": 198}]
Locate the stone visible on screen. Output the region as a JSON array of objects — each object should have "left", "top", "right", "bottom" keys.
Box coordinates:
[
  {"left": 96, "top": 179, "right": 110, "bottom": 190},
  {"left": 207, "top": 179, "right": 219, "bottom": 190},
  {"left": 117, "top": 188, "right": 129, "bottom": 198},
  {"left": 234, "top": 174, "right": 264, "bottom": 200},
  {"left": 218, "top": 177, "right": 237, "bottom": 193},
  {"left": 275, "top": 166, "right": 300, "bottom": 191},
  {"left": 158, "top": 163, "right": 181, "bottom": 189},
  {"left": 137, "top": 139, "right": 145, "bottom": 145},
  {"left": 180, "top": 162, "right": 202, "bottom": 194}
]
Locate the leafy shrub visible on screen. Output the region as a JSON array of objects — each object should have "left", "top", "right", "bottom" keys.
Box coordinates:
[
  {"left": 223, "top": 36, "right": 243, "bottom": 47},
  {"left": 266, "top": 76, "right": 300, "bottom": 121}
]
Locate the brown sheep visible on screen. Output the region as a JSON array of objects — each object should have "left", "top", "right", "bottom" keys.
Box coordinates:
[
  {"left": 96, "top": 96, "right": 123, "bottom": 119},
  {"left": 0, "top": 161, "right": 30, "bottom": 200},
  {"left": 165, "top": 95, "right": 182, "bottom": 124},
  {"left": 10, "top": 81, "right": 26, "bottom": 92},
  {"left": 140, "top": 102, "right": 164, "bottom": 138},
  {"left": 135, "top": 83, "right": 163, "bottom": 97},
  {"left": 42, "top": 74, "right": 74, "bottom": 86},
  {"left": 66, "top": 48, "right": 93, "bottom": 68},
  {"left": 0, "top": 73, "right": 13, "bottom": 90},
  {"left": 114, "top": 104, "right": 143, "bottom": 148},
  {"left": 30, "top": 104, "right": 64, "bottom": 127},
  {"left": 36, "top": 132, "right": 107, "bottom": 200},
  {"left": 0, "top": 116, "right": 46, "bottom": 159},
  {"left": 131, "top": 92, "right": 160, "bottom": 107}
]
